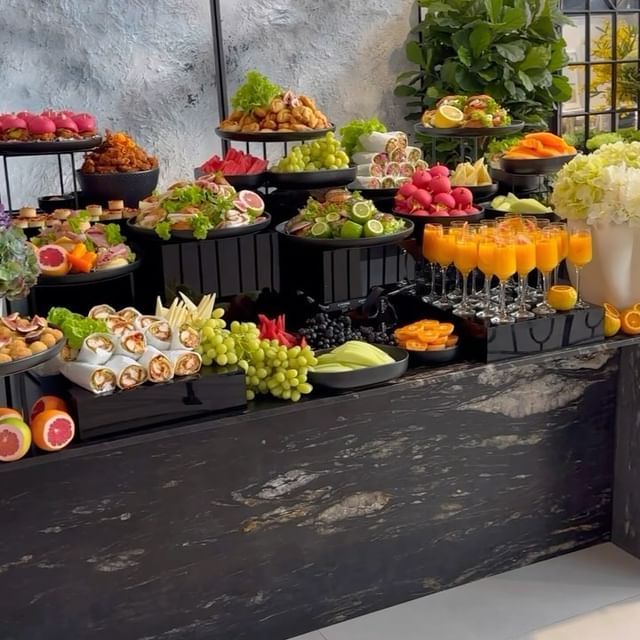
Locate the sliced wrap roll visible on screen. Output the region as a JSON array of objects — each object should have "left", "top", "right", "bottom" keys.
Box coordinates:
[
  {"left": 114, "top": 331, "right": 147, "bottom": 360},
  {"left": 145, "top": 320, "right": 172, "bottom": 350},
  {"left": 61, "top": 361, "right": 117, "bottom": 395},
  {"left": 77, "top": 333, "right": 115, "bottom": 365},
  {"left": 139, "top": 346, "right": 174, "bottom": 383},
  {"left": 106, "top": 355, "right": 148, "bottom": 390},
  {"left": 166, "top": 350, "right": 203, "bottom": 377}
]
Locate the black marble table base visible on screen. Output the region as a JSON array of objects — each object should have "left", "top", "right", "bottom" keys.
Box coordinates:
[{"left": 0, "top": 344, "right": 622, "bottom": 640}]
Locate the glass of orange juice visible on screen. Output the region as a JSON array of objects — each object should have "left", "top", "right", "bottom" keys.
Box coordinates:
[
  {"left": 422, "top": 223, "right": 443, "bottom": 302},
  {"left": 512, "top": 232, "right": 536, "bottom": 320},
  {"left": 568, "top": 227, "right": 593, "bottom": 309},
  {"left": 433, "top": 228, "right": 456, "bottom": 309},
  {"left": 550, "top": 222, "right": 569, "bottom": 284},
  {"left": 453, "top": 230, "right": 478, "bottom": 318},
  {"left": 535, "top": 228, "right": 560, "bottom": 316},
  {"left": 491, "top": 234, "right": 517, "bottom": 325},
  {"left": 476, "top": 235, "right": 497, "bottom": 319}
]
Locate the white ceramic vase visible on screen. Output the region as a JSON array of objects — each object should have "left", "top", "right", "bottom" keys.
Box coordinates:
[{"left": 567, "top": 219, "right": 640, "bottom": 309}]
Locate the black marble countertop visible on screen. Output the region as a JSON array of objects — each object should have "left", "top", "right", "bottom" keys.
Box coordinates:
[{"left": 2, "top": 335, "right": 638, "bottom": 475}]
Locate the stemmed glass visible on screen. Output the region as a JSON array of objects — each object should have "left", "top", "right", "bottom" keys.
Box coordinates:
[
  {"left": 535, "top": 228, "right": 559, "bottom": 316},
  {"left": 568, "top": 227, "right": 593, "bottom": 309},
  {"left": 476, "top": 234, "right": 497, "bottom": 319},
  {"left": 453, "top": 228, "right": 478, "bottom": 318},
  {"left": 491, "top": 233, "right": 517, "bottom": 325},
  {"left": 422, "top": 223, "right": 442, "bottom": 303},
  {"left": 512, "top": 230, "right": 536, "bottom": 320},
  {"left": 432, "top": 228, "right": 456, "bottom": 309},
  {"left": 550, "top": 222, "right": 568, "bottom": 284}
]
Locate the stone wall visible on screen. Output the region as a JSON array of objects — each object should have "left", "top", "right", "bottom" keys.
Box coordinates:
[{"left": 0, "top": 0, "right": 415, "bottom": 207}]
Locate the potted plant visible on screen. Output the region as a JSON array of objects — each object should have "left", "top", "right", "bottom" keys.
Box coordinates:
[
  {"left": 551, "top": 141, "right": 640, "bottom": 309},
  {"left": 396, "top": 0, "right": 572, "bottom": 128}
]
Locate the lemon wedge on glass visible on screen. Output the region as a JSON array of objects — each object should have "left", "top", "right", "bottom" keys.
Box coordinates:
[{"left": 433, "top": 105, "right": 464, "bottom": 128}]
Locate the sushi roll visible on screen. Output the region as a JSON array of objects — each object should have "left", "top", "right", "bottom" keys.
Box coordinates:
[
  {"left": 77, "top": 333, "right": 115, "bottom": 365},
  {"left": 105, "top": 315, "right": 135, "bottom": 337},
  {"left": 135, "top": 315, "right": 163, "bottom": 330},
  {"left": 61, "top": 361, "right": 117, "bottom": 395},
  {"left": 115, "top": 331, "right": 147, "bottom": 360},
  {"left": 88, "top": 304, "right": 115, "bottom": 320},
  {"left": 117, "top": 307, "right": 141, "bottom": 323},
  {"left": 170, "top": 324, "right": 200, "bottom": 351},
  {"left": 106, "top": 355, "right": 148, "bottom": 390},
  {"left": 406, "top": 146, "right": 424, "bottom": 163},
  {"left": 145, "top": 321, "right": 172, "bottom": 350},
  {"left": 166, "top": 350, "right": 203, "bottom": 377},
  {"left": 139, "top": 346, "right": 174, "bottom": 383}
]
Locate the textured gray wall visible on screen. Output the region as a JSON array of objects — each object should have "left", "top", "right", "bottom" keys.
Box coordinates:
[{"left": 1, "top": 0, "right": 415, "bottom": 207}]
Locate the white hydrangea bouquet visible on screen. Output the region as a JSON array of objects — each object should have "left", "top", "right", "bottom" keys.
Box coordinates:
[{"left": 551, "top": 141, "right": 640, "bottom": 308}]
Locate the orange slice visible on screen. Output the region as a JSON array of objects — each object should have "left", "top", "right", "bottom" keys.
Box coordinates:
[
  {"left": 406, "top": 340, "right": 428, "bottom": 352},
  {"left": 446, "top": 336, "right": 459, "bottom": 347},
  {"left": 437, "top": 323, "right": 455, "bottom": 336},
  {"left": 620, "top": 309, "right": 640, "bottom": 335},
  {"left": 427, "top": 344, "right": 446, "bottom": 351},
  {"left": 604, "top": 303, "right": 620, "bottom": 318}
]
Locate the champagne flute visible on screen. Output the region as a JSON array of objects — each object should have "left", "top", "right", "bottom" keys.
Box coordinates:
[
  {"left": 476, "top": 234, "right": 497, "bottom": 319},
  {"left": 535, "top": 228, "right": 559, "bottom": 316},
  {"left": 512, "top": 231, "right": 536, "bottom": 320},
  {"left": 453, "top": 228, "right": 478, "bottom": 318},
  {"left": 568, "top": 227, "right": 593, "bottom": 309},
  {"left": 433, "top": 228, "right": 456, "bottom": 309},
  {"left": 491, "top": 233, "right": 517, "bottom": 325},
  {"left": 422, "top": 223, "right": 443, "bottom": 303},
  {"left": 550, "top": 222, "right": 568, "bottom": 285}
]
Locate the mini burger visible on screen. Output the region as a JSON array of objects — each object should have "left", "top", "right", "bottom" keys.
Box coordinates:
[
  {"left": 72, "top": 113, "right": 97, "bottom": 138},
  {"left": 27, "top": 115, "right": 56, "bottom": 141},
  {"left": 52, "top": 115, "right": 79, "bottom": 139},
  {"left": 0, "top": 115, "right": 28, "bottom": 141}
]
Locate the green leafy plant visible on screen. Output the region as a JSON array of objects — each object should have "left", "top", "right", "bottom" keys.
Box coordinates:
[{"left": 396, "top": 0, "right": 573, "bottom": 128}]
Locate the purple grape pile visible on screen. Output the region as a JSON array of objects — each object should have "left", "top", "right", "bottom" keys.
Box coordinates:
[{"left": 298, "top": 312, "right": 395, "bottom": 350}]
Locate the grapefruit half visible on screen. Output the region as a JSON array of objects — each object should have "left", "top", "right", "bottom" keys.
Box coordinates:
[
  {"left": 30, "top": 395, "right": 68, "bottom": 425},
  {"left": 237, "top": 190, "right": 265, "bottom": 216},
  {"left": 31, "top": 409, "right": 75, "bottom": 452},
  {"left": 37, "top": 244, "right": 70, "bottom": 276},
  {"left": 0, "top": 417, "right": 32, "bottom": 462},
  {"left": 0, "top": 407, "right": 22, "bottom": 420}
]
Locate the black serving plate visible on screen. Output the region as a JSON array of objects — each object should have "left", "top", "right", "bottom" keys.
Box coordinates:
[
  {"left": 215, "top": 126, "right": 335, "bottom": 143},
  {"left": 394, "top": 207, "right": 484, "bottom": 227},
  {"left": 415, "top": 121, "right": 524, "bottom": 138},
  {"left": 478, "top": 202, "right": 557, "bottom": 221},
  {"left": 127, "top": 213, "right": 271, "bottom": 242},
  {"left": 37, "top": 259, "right": 141, "bottom": 286},
  {"left": 466, "top": 183, "right": 498, "bottom": 201},
  {"left": 275, "top": 219, "right": 413, "bottom": 249},
  {"left": 309, "top": 345, "right": 409, "bottom": 390},
  {"left": 0, "top": 136, "right": 102, "bottom": 155},
  {"left": 348, "top": 185, "right": 399, "bottom": 200},
  {"left": 193, "top": 167, "right": 267, "bottom": 190},
  {"left": 499, "top": 154, "right": 576, "bottom": 176},
  {"left": 0, "top": 335, "right": 64, "bottom": 377},
  {"left": 267, "top": 165, "right": 357, "bottom": 190},
  {"left": 409, "top": 345, "right": 460, "bottom": 366}
]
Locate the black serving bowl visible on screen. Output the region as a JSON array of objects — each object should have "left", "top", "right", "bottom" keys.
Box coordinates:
[
  {"left": 38, "top": 193, "right": 77, "bottom": 213},
  {"left": 309, "top": 344, "right": 409, "bottom": 391},
  {"left": 409, "top": 345, "right": 460, "bottom": 366},
  {"left": 499, "top": 155, "right": 576, "bottom": 176},
  {"left": 77, "top": 167, "right": 159, "bottom": 208}
]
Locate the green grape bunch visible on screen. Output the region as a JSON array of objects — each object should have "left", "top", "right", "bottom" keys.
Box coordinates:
[
  {"left": 194, "top": 308, "right": 316, "bottom": 402},
  {"left": 274, "top": 132, "right": 350, "bottom": 173}
]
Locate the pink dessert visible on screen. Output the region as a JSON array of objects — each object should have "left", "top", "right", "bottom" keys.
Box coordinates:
[
  {"left": 27, "top": 115, "right": 56, "bottom": 140},
  {"left": 52, "top": 115, "right": 79, "bottom": 138},
  {"left": 1, "top": 116, "right": 28, "bottom": 140}
]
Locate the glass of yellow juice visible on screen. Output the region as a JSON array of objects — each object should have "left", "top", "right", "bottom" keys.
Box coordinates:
[
  {"left": 535, "top": 228, "right": 560, "bottom": 316},
  {"left": 453, "top": 231, "right": 478, "bottom": 318},
  {"left": 476, "top": 236, "right": 497, "bottom": 320},
  {"left": 513, "top": 233, "right": 536, "bottom": 320},
  {"left": 422, "top": 223, "right": 443, "bottom": 302},
  {"left": 491, "top": 234, "right": 517, "bottom": 325},
  {"left": 433, "top": 229, "right": 456, "bottom": 310},
  {"left": 568, "top": 228, "right": 593, "bottom": 309}
]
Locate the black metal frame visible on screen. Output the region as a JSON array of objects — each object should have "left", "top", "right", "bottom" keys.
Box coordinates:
[{"left": 560, "top": 0, "right": 640, "bottom": 146}]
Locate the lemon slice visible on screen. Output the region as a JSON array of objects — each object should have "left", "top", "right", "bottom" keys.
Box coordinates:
[
  {"left": 547, "top": 285, "right": 577, "bottom": 311},
  {"left": 433, "top": 105, "right": 464, "bottom": 129}
]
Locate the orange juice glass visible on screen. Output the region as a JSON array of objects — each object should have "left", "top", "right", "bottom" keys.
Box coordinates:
[
  {"left": 433, "top": 229, "right": 456, "bottom": 310},
  {"left": 453, "top": 233, "right": 478, "bottom": 318},
  {"left": 568, "top": 228, "right": 593, "bottom": 309},
  {"left": 534, "top": 229, "right": 558, "bottom": 316},
  {"left": 514, "top": 234, "right": 536, "bottom": 320},
  {"left": 491, "top": 237, "right": 516, "bottom": 325},
  {"left": 550, "top": 223, "right": 569, "bottom": 261},
  {"left": 422, "top": 223, "right": 443, "bottom": 302}
]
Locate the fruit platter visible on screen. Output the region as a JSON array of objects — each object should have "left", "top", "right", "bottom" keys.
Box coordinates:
[
  {"left": 0, "top": 313, "right": 65, "bottom": 376},
  {"left": 393, "top": 164, "right": 483, "bottom": 224},
  {"left": 309, "top": 341, "right": 408, "bottom": 390},
  {"left": 394, "top": 320, "right": 460, "bottom": 365},
  {"left": 128, "top": 173, "right": 269, "bottom": 241},
  {"left": 30, "top": 215, "right": 139, "bottom": 283},
  {"left": 482, "top": 193, "right": 554, "bottom": 219},
  {"left": 196, "top": 148, "right": 267, "bottom": 190},
  {"left": 449, "top": 159, "right": 497, "bottom": 201},
  {"left": 0, "top": 109, "right": 100, "bottom": 153},
  {"left": 498, "top": 132, "right": 577, "bottom": 175},
  {"left": 278, "top": 189, "right": 413, "bottom": 248},
  {"left": 416, "top": 95, "right": 524, "bottom": 137},
  {"left": 267, "top": 132, "right": 357, "bottom": 189},
  {"left": 217, "top": 70, "right": 333, "bottom": 141},
  {"left": 340, "top": 118, "right": 427, "bottom": 195}
]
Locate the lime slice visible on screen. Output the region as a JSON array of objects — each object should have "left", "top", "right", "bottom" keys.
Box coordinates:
[
  {"left": 325, "top": 212, "right": 341, "bottom": 223},
  {"left": 350, "top": 201, "right": 373, "bottom": 223},
  {"left": 364, "top": 219, "right": 384, "bottom": 238},
  {"left": 311, "top": 221, "right": 331, "bottom": 238},
  {"left": 340, "top": 220, "right": 364, "bottom": 240}
]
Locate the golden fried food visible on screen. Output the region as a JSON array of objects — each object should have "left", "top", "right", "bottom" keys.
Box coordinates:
[
  {"left": 220, "top": 91, "right": 331, "bottom": 134},
  {"left": 81, "top": 131, "right": 158, "bottom": 174}
]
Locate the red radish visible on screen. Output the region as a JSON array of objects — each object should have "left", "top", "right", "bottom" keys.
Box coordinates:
[
  {"left": 412, "top": 170, "right": 432, "bottom": 190},
  {"left": 0, "top": 116, "right": 27, "bottom": 131},
  {"left": 430, "top": 164, "right": 450, "bottom": 178},
  {"left": 72, "top": 113, "right": 97, "bottom": 132},
  {"left": 433, "top": 192, "right": 456, "bottom": 209},
  {"left": 430, "top": 175, "right": 451, "bottom": 195},
  {"left": 451, "top": 187, "right": 473, "bottom": 208},
  {"left": 28, "top": 116, "right": 55, "bottom": 135},
  {"left": 413, "top": 189, "right": 433, "bottom": 208},
  {"left": 53, "top": 115, "right": 79, "bottom": 132},
  {"left": 399, "top": 182, "right": 418, "bottom": 198}
]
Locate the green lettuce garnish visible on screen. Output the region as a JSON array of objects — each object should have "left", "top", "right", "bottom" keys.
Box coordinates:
[
  {"left": 47, "top": 307, "right": 107, "bottom": 350},
  {"left": 155, "top": 221, "right": 172, "bottom": 241},
  {"left": 67, "top": 211, "right": 90, "bottom": 234},
  {"left": 231, "top": 70, "right": 282, "bottom": 113},
  {"left": 339, "top": 118, "right": 387, "bottom": 157},
  {"left": 105, "top": 223, "right": 124, "bottom": 245},
  {"left": 191, "top": 213, "right": 212, "bottom": 240}
]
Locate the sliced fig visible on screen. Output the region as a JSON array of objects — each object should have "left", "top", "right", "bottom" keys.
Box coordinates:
[
  {"left": 15, "top": 318, "right": 40, "bottom": 333},
  {"left": 24, "top": 328, "right": 45, "bottom": 342},
  {"left": 33, "top": 315, "right": 47, "bottom": 328},
  {"left": 2, "top": 312, "right": 20, "bottom": 331}
]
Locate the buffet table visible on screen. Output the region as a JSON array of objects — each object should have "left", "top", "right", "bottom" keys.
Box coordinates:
[{"left": 2, "top": 336, "right": 639, "bottom": 640}]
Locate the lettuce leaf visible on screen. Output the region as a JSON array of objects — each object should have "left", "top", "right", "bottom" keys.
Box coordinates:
[
  {"left": 155, "top": 221, "right": 172, "bottom": 241},
  {"left": 231, "top": 70, "right": 282, "bottom": 113},
  {"left": 339, "top": 118, "right": 387, "bottom": 156},
  {"left": 67, "top": 211, "right": 90, "bottom": 234},
  {"left": 105, "top": 223, "right": 124, "bottom": 245},
  {"left": 191, "top": 213, "right": 212, "bottom": 240},
  {"left": 47, "top": 307, "right": 107, "bottom": 350}
]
